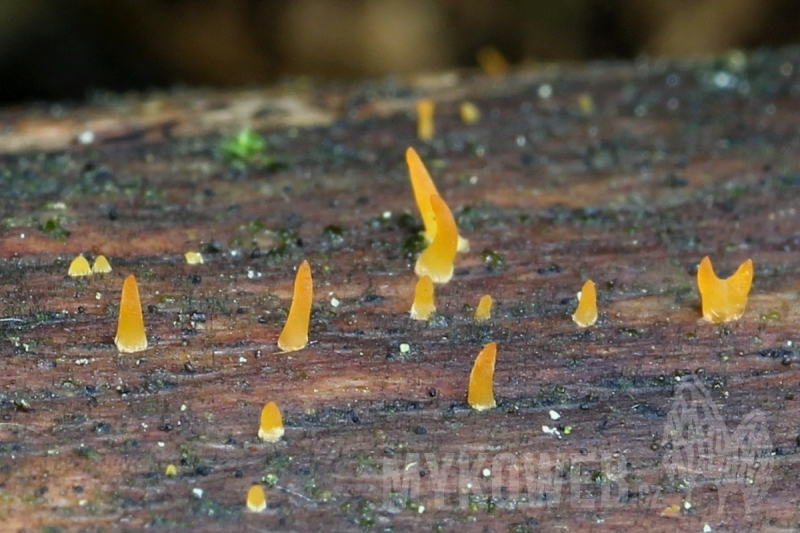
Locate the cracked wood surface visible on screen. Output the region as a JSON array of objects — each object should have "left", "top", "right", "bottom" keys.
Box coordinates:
[{"left": 1, "top": 48, "right": 800, "bottom": 532}]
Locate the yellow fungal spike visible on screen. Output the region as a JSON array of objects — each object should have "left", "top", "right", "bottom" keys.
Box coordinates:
[
  {"left": 410, "top": 275, "right": 435, "bottom": 320},
  {"left": 91, "top": 254, "right": 112, "bottom": 274},
  {"left": 415, "top": 195, "right": 457, "bottom": 284},
  {"left": 184, "top": 251, "right": 204, "bottom": 265},
  {"left": 416, "top": 98, "right": 434, "bottom": 141},
  {"left": 474, "top": 294, "right": 493, "bottom": 321},
  {"left": 258, "top": 401, "right": 284, "bottom": 442},
  {"left": 468, "top": 342, "right": 497, "bottom": 411},
  {"left": 476, "top": 46, "right": 509, "bottom": 76},
  {"left": 577, "top": 93, "right": 595, "bottom": 115},
  {"left": 68, "top": 254, "right": 92, "bottom": 277},
  {"left": 459, "top": 101, "right": 481, "bottom": 124},
  {"left": 277, "top": 260, "right": 312, "bottom": 352},
  {"left": 115, "top": 274, "right": 147, "bottom": 353},
  {"left": 405, "top": 147, "right": 469, "bottom": 252},
  {"left": 572, "top": 280, "right": 598, "bottom": 328},
  {"left": 165, "top": 464, "right": 177, "bottom": 477},
  {"left": 246, "top": 484, "right": 267, "bottom": 512},
  {"left": 697, "top": 256, "right": 754, "bottom": 323}
]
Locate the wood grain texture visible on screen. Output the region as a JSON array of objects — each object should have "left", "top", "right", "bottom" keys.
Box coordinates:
[{"left": 1, "top": 48, "right": 799, "bottom": 532}]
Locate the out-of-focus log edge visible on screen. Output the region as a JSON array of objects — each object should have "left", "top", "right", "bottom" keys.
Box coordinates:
[{"left": 1, "top": 49, "right": 799, "bottom": 532}]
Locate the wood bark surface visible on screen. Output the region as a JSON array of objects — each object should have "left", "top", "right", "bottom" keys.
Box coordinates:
[{"left": 1, "top": 48, "right": 799, "bottom": 533}]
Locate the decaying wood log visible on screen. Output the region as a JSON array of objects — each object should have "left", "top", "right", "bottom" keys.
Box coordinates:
[{"left": 1, "top": 48, "right": 799, "bottom": 532}]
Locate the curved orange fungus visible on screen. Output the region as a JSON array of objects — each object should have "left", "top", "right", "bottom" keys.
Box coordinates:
[
  {"left": 410, "top": 275, "right": 435, "bottom": 320},
  {"left": 405, "top": 147, "right": 469, "bottom": 252},
  {"left": 258, "top": 401, "right": 284, "bottom": 442},
  {"left": 697, "top": 256, "right": 753, "bottom": 323},
  {"left": 468, "top": 342, "right": 497, "bottom": 411},
  {"left": 115, "top": 274, "right": 148, "bottom": 353},
  {"left": 572, "top": 280, "right": 598, "bottom": 328},
  {"left": 414, "top": 194, "right": 458, "bottom": 284},
  {"left": 277, "top": 260, "right": 313, "bottom": 352}
]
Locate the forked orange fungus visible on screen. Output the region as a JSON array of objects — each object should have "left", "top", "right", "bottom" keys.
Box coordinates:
[
  {"left": 697, "top": 256, "right": 753, "bottom": 323},
  {"left": 468, "top": 342, "right": 497, "bottom": 411},
  {"left": 416, "top": 98, "right": 434, "bottom": 141},
  {"left": 414, "top": 194, "right": 458, "bottom": 284},
  {"left": 405, "top": 147, "right": 469, "bottom": 252},
  {"left": 572, "top": 280, "right": 598, "bottom": 327},
  {"left": 258, "top": 401, "right": 284, "bottom": 442},
  {"left": 474, "top": 294, "right": 493, "bottom": 321},
  {"left": 246, "top": 484, "right": 267, "bottom": 512},
  {"left": 410, "top": 275, "right": 435, "bottom": 320},
  {"left": 277, "top": 260, "right": 313, "bottom": 352},
  {"left": 68, "top": 254, "right": 92, "bottom": 277},
  {"left": 115, "top": 274, "right": 147, "bottom": 353}
]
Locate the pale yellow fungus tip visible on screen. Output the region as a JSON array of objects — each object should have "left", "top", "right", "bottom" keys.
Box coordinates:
[
  {"left": 476, "top": 46, "right": 509, "bottom": 76},
  {"left": 165, "top": 464, "right": 177, "bottom": 477},
  {"left": 697, "top": 256, "right": 753, "bottom": 323},
  {"left": 414, "top": 194, "right": 458, "bottom": 284},
  {"left": 68, "top": 254, "right": 92, "bottom": 277},
  {"left": 460, "top": 101, "right": 481, "bottom": 124},
  {"left": 185, "top": 251, "right": 204, "bottom": 265},
  {"left": 92, "top": 254, "right": 112, "bottom": 274},
  {"left": 468, "top": 342, "right": 497, "bottom": 411},
  {"left": 246, "top": 484, "right": 267, "bottom": 512},
  {"left": 410, "top": 275, "right": 435, "bottom": 320},
  {"left": 416, "top": 98, "right": 434, "bottom": 141},
  {"left": 474, "top": 294, "right": 493, "bottom": 321},
  {"left": 405, "top": 146, "right": 469, "bottom": 252},
  {"left": 258, "top": 401, "right": 285, "bottom": 443},
  {"left": 115, "top": 274, "right": 147, "bottom": 353},
  {"left": 572, "top": 280, "right": 598, "bottom": 328},
  {"left": 277, "top": 260, "right": 312, "bottom": 352}
]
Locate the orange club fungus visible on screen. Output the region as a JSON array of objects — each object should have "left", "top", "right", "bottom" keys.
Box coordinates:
[
  {"left": 68, "top": 254, "right": 92, "bottom": 277},
  {"left": 474, "top": 294, "right": 493, "bottom": 321},
  {"left": 416, "top": 98, "right": 434, "bottom": 141},
  {"left": 571, "top": 280, "right": 598, "bottom": 327},
  {"left": 697, "top": 256, "right": 754, "bottom": 323},
  {"left": 277, "top": 259, "right": 313, "bottom": 352},
  {"left": 115, "top": 274, "right": 147, "bottom": 353},
  {"left": 246, "top": 484, "right": 267, "bottom": 512},
  {"left": 405, "top": 147, "right": 469, "bottom": 252},
  {"left": 91, "top": 254, "right": 112, "bottom": 274},
  {"left": 414, "top": 194, "right": 458, "bottom": 284},
  {"left": 468, "top": 342, "right": 497, "bottom": 411},
  {"left": 258, "top": 401, "right": 284, "bottom": 442},
  {"left": 410, "top": 275, "right": 435, "bottom": 320}
]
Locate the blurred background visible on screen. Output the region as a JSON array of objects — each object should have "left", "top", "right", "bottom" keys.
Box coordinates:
[{"left": 2, "top": 0, "right": 800, "bottom": 104}]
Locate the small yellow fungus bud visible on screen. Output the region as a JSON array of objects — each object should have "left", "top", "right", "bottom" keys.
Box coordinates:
[
  {"left": 277, "top": 260, "right": 312, "bottom": 352},
  {"left": 697, "top": 256, "right": 753, "bottom": 323},
  {"left": 572, "top": 280, "right": 598, "bottom": 327},
  {"left": 165, "top": 464, "right": 177, "bottom": 477},
  {"left": 468, "top": 342, "right": 497, "bottom": 411},
  {"left": 406, "top": 147, "right": 469, "bottom": 252},
  {"left": 415, "top": 195, "right": 457, "bottom": 284},
  {"left": 246, "top": 484, "right": 267, "bottom": 512},
  {"left": 258, "top": 401, "right": 284, "bottom": 442},
  {"left": 68, "top": 254, "right": 92, "bottom": 277},
  {"left": 476, "top": 46, "right": 509, "bottom": 76},
  {"left": 416, "top": 98, "right": 434, "bottom": 141},
  {"left": 460, "top": 101, "right": 481, "bottom": 124},
  {"left": 184, "top": 251, "right": 204, "bottom": 265},
  {"left": 474, "top": 294, "right": 493, "bottom": 321},
  {"left": 410, "top": 275, "right": 435, "bottom": 320},
  {"left": 115, "top": 274, "right": 147, "bottom": 353},
  {"left": 91, "top": 254, "right": 112, "bottom": 274},
  {"left": 577, "top": 93, "right": 594, "bottom": 115}
]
